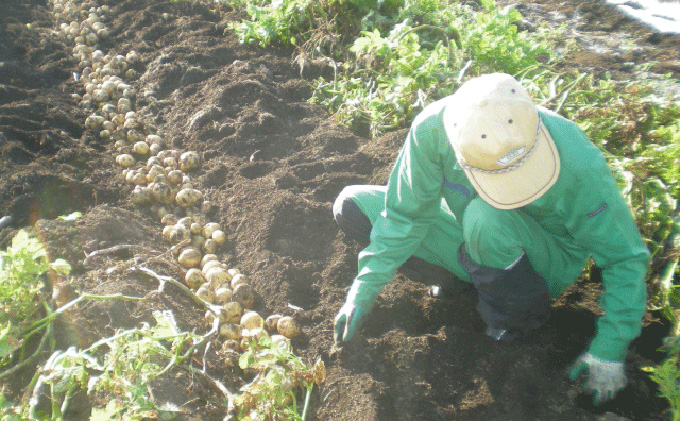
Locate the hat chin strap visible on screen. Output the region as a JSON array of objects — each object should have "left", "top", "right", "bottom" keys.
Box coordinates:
[{"left": 458, "top": 120, "right": 543, "bottom": 174}]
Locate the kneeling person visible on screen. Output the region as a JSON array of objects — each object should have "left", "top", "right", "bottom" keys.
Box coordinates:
[{"left": 332, "top": 73, "right": 650, "bottom": 405}]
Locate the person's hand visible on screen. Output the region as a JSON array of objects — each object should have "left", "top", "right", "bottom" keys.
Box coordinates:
[
  {"left": 569, "top": 352, "right": 627, "bottom": 405},
  {"left": 334, "top": 301, "right": 368, "bottom": 344}
]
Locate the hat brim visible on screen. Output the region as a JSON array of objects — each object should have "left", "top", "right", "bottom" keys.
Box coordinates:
[{"left": 462, "top": 121, "right": 560, "bottom": 209}]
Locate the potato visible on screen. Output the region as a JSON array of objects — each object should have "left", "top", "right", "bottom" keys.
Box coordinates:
[
  {"left": 163, "top": 156, "right": 177, "bottom": 168},
  {"left": 221, "top": 339, "right": 241, "bottom": 352},
  {"left": 125, "top": 50, "right": 139, "bottom": 64},
  {"left": 222, "top": 301, "right": 243, "bottom": 323},
  {"left": 168, "top": 224, "right": 190, "bottom": 244},
  {"left": 152, "top": 182, "right": 173, "bottom": 205},
  {"left": 112, "top": 113, "right": 125, "bottom": 126},
  {"left": 162, "top": 225, "right": 174, "bottom": 242},
  {"left": 201, "top": 255, "right": 224, "bottom": 280},
  {"left": 146, "top": 165, "right": 163, "bottom": 182},
  {"left": 116, "top": 153, "right": 135, "bottom": 168},
  {"left": 102, "top": 121, "right": 116, "bottom": 132},
  {"left": 271, "top": 334, "right": 292, "bottom": 350},
  {"left": 240, "top": 311, "right": 264, "bottom": 330},
  {"left": 167, "top": 169, "right": 184, "bottom": 185},
  {"left": 92, "top": 89, "right": 108, "bottom": 102},
  {"left": 192, "top": 213, "right": 208, "bottom": 226},
  {"left": 191, "top": 234, "right": 206, "bottom": 249},
  {"left": 146, "top": 134, "right": 162, "bottom": 146},
  {"left": 233, "top": 283, "right": 255, "bottom": 308},
  {"left": 219, "top": 323, "right": 242, "bottom": 341},
  {"left": 207, "top": 307, "right": 230, "bottom": 324},
  {"left": 127, "top": 130, "right": 144, "bottom": 143},
  {"left": 149, "top": 144, "right": 161, "bottom": 156},
  {"left": 202, "top": 222, "right": 221, "bottom": 239},
  {"left": 242, "top": 327, "right": 268, "bottom": 344},
  {"left": 264, "top": 314, "right": 282, "bottom": 333},
  {"left": 156, "top": 206, "right": 169, "bottom": 219},
  {"left": 189, "top": 222, "right": 202, "bottom": 235},
  {"left": 230, "top": 273, "right": 248, "bottom": 289},
  {"left": 203, "top": 238, "right": 218, "bottom": 254},
  {"left": 205, "top": 309, "right": 225, "bottom": 326},
  {"left": 85, "top": 114, "right": 105, "bottom": 130},
  {"left": 130, "top": 186, "right": 152, "bottom": 205},
  {"left": 200, "top": 254, "right": 218, "bottom": 268},
  {"left": 123, "top": 87, "right": 136, "bottom": 99},
  {"left": 277, "top": 316, "right": 301, "bottom": 339},
  {"left": 211, "top": 230, "right": 226, "bottom": 246},
  {"left": 195, "top": 286, "right": 215, "bottom": 303},
  {"left": 131, "top": 172, "right": 147, "bottom": 185},
  {"left": 184, "top": 268, "right": 205, "bottom": 289},
  {"left": 101, "top": 80, "right": 117, "bottom": 94},
  {"left": 123, "top": 118, "right": 140, "bottom": 130},
  {"left": 180, "top": 151, "right": 202, "bottom": 172},
  {"left": 177, "top": 216, "right": 193, "bottom": 228},
  {"left": 132, "top": 141, "right": 149, "bottom": 155},
  {"left": 176, "top": 188, "right": 203, "bottom": 208},
  {"left": 214, "top": 287, "right": 233, "bottom": 305},
  {"left": 206, "top": 267, "right": 230, "bottom": 290},
  {"left": 161, "top": 213, "right": 178, "bottom": 226},
  {"left": 178, "top": 247, "right": 202, "bottom": 268},
  {"left": 102, "top": 103, "right": 117, "bottom": 114}
]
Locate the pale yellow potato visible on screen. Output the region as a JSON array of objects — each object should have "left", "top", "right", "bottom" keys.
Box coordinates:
[
  {"left": 277, "top": 316, "right": 301, "bottom": 339},
  {"left": 178, "top": 247, "right": 202, "bottom": 268},
  {"left": 222, "top": 301, "right": 243, "bottom": 323},
  {"left": 240, "top": 311, "right": 264, "bottom": 330},
  {"left": 219, "top": 323, "right": 242, "bottom": 341},
  {"left": 233, "top": 283, "right": 255, "bottom": 308},
  {"left": 184, "top": 268, "right": 205, "bottom": 289},
  {"left": 195, "top": 286, "right": 215, "bottom": 303},
  {"left": 264, "top": 314, "right": 283, "bottom": 333}
]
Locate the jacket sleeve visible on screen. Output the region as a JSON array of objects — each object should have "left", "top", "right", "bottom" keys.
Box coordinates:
[
  {"left": 347, "top": 119, "right": 445, "bottom": 311},
  {"left": 567, "top": 162, "right": 651, "bottom": 362}
]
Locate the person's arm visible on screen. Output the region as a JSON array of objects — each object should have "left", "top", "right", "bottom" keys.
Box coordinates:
[
  {"left": 567, "top": 163, "right": 650, "bottom": 362},
  {"left": 565, "top": 156, "right": 650, "bottom": 404},
  {"left": 335, "top": 113, "right": 446, "bottom": 342},
  {"left": 351, "top": 123, "right": 444, "bottom": 309}
]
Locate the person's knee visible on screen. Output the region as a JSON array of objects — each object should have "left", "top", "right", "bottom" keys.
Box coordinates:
[
  {"left": 333, "top": 186, "right": 362, "bottom": 223},
  {"left": 462, "top": 198, "right": 522, "bottom": 268},
  {"left": 333, "top": 186, "right": 373, "bottom": 244}
]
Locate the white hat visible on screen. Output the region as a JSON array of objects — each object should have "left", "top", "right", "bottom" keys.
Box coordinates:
[{"left": 443, "top": 73, "right": 560, "bottom": 209}]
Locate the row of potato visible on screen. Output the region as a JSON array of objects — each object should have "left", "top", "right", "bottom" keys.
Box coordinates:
[{"left": 48, "top": 0, "right": 301, "bottom": 352}]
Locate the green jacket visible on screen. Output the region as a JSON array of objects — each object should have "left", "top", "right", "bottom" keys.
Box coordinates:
[{"left": 349, "top": 99, "right": 651, "bottom": 361}]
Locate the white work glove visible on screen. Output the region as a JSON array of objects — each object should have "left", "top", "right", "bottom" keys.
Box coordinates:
[{"left": 569, "top": 352, "right": 627, "bottom": 405}]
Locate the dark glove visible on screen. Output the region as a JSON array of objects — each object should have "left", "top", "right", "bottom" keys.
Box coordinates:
[{"left": 569, "top": 351, "right": 627, "bottom": 405}]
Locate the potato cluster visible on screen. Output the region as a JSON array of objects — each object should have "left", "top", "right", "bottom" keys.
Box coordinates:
[
  {"left": 48, "top": 0, "right": 303, "bottom": 358},
  {"left": 193, "top": 260, "right": 302, "bottom": 355}
]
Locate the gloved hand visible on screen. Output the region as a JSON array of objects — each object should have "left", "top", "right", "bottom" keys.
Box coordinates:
[
  {"left": 334, "top": 301, "right": 368, "bottom": 344},
  {"left": 569, "top": 352, "right": 627, "bottom": 405}
]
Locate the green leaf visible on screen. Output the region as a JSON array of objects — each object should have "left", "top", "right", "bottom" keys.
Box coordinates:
[
  {"left": 50, "top": 258, "right": 72, "bottom": 275},
  {"left": 239, "top": 350, "right": 255, "bottom": 370},
  {"left": 90, "top": 400, "right": 123, "bottom": 420},
  {"left": 0, "top": 322, "right": 22, "bottom": 359}
]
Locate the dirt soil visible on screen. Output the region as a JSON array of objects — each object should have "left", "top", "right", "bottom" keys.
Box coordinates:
[{"left": 1, "top": 0, "right": 679, "bottom": 419}]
